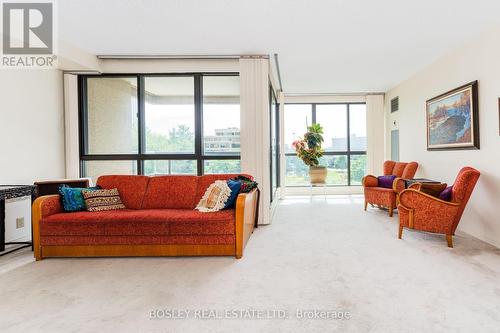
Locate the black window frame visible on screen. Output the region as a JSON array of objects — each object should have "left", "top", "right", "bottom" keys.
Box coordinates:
[
  {"left": 78, "top": 72, "right": 241, "bottom": 177},
  {"left": 284, "top": 102, "right": 367, "bottom": 186},
  {"left": 269, "top": 85, "right": 280, "bottom": 202}
]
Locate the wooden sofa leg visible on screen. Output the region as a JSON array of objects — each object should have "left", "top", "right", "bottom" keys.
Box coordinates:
[
  {"left": 446, "top": 235, "right": 453, "bottom": 248},
  {"left": 34, "top": 248, "right": 42, "bottom": 261},
  {"left": 389, "top": 205, "right": 394, "bottom": 217},
  {"left": 364, "top": 200, "right": 368, "bottom": 211},
  {"left": 398, "top": 225, "right": 403, "bottom": 239}
]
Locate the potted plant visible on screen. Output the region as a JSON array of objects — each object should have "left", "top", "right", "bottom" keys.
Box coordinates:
[{"left": 292, "top": 123, "right": 327, "bottom": 184}]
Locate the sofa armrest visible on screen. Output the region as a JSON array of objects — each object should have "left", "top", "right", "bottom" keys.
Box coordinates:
[
  {"left": 362, "top": 175, "right": 378, "bottom": 187},
  {"left": 32, "top": 195, "right": 61, "bottom": 260},
  {"left": 234, "top": 189, "right": 258, "bottom": 259}
]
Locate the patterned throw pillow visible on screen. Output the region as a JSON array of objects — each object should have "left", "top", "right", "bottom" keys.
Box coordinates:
[
  {"left": 82, "top": 188, "right": 126, "bottom": 212},
  {"left": 58, "top": 185, "right": 100, "bottom": 212},
  {"left": 195, "top": 180, "right": 231, "bottom": 212}
]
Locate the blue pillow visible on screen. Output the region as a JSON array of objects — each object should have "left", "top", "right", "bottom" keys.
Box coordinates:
[
  {"left": 224, "top": 179, "right": 242, "bottom": 209},
  {"left": 58, "top": 185, "right": 100, "bottom": 212}
]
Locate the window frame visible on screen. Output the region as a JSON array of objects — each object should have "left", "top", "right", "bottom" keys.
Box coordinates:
[
  {"left": 78, "top": 72, "right": 241, "bottom": 177},
  {"left": 269, "top": 85, "right": 280, "bottom": 202},
  {"left": 284, "top": 102, "right": 366, "bottom": 186}
]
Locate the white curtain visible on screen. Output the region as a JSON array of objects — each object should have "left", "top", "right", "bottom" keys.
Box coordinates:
[
  {"left": 63, "top": 73, "right": 80, "bottom": 179},
  {"left": 366, "top": 94, "right": 385, "bottom": 176},
  {"left": 239, "top": 57, "right": 271, "bottom": 225}
]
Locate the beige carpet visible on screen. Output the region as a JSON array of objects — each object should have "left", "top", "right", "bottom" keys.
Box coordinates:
[{"left": 1, "top": 195, "right": 500, "bottom": 332}]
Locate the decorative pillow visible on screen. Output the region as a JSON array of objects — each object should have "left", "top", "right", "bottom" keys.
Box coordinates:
[
  {"left": 438, "top": 186, "right": 453, "bottom": 202},
  {"left": 82, "top": 188, "right": 126, "bottom": 212},
  {"left": 231, "top": 175, "right": 258, "bottom": 193},
  {"left": 195, "top": 181, "right": 231, "bottom": 212},
  {"left": 224, "top": 179, "right": 242, "bottom": 209},
  {"left": 378, "top": 175, "right": 397, "bottom": 189},
  {"left": 58, "top": 185, "right": 100, "bottom": 212}
]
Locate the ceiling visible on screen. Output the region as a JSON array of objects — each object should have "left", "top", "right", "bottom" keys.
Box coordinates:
[{"left": 58, "top": 0, "right": 500, "bottom": 94}]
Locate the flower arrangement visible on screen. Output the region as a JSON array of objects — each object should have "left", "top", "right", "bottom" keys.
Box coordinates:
[{"left": 292, "top": 123, "right": 325, "bottom": 167}]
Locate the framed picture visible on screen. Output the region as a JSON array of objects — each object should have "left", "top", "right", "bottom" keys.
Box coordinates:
[{"left": 426, "top": 81, "right": 479, "bottom": 150}]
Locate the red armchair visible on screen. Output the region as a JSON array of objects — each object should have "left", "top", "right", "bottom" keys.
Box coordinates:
[
  {"left": 398, "top": 167, "right": 480, "bottom": 247},
  {"left": 363, "top": 160, "right": 419, "bottom": 217}
]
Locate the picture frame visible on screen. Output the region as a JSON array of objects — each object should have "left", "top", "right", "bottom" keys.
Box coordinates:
[{"left": 426, "top": 81, "right": 479, "bottom": 150}]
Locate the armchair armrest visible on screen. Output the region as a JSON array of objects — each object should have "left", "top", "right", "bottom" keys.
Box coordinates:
[
  {"left": 362, "top": 175, "right": 378, "bottom": 187},
  {"left": 398, "top": 189, "right": 460, "bottom": 231},
  {"left": 32, "top": 195, "right": 62, "bottom": 261},
  {"left": 235, "top": 189, "right": 258, "bottom": 259},
  {"left": 408, "top": 183, "right": 422, "bottom": 190},
  {"left": 392, "top": 177, "right": 406, "bottom": 194}
]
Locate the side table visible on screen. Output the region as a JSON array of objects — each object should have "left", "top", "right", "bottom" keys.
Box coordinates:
[{"left": 0, "top": 185, "right": 36, "bottom": 256}]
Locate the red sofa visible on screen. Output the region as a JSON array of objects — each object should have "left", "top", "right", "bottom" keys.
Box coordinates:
[{"left": 32, "top": 174, "right": 258, "bottom": 260}]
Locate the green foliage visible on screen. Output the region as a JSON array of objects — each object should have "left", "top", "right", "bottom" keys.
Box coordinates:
[
  {"left": 146, "top": 125, "right": 194, "bottom": 153},
  {"left": 143, "top": 125, "right": 241, "bottom": 175},
  {"left": 292, "top": 123, "right": 325, "bottom": 167}
]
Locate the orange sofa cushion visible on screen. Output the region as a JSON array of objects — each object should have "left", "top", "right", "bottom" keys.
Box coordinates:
[
  {"left": 40, "top": 209, "right": 235, "bottom": 237},
  {"left": 97, "top": 175, "right": 150, "bottom": 209},
  {"left": 142, "top": 175, "right": 199, "bottom": 209}
]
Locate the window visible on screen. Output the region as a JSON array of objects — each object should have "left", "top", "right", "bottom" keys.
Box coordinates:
[
  {"left": 202, "top": 76, "right": 240, "bottom": 155},
  {"left": 283, "top": 104, "right": 312, "bottom": 153},
  {"left": 144, "top": 76, "right": 195, "bottom": 154},
  {"left": 79, "top": 74, "right": 240, "bottom": 183},
  {"left": 284, "top": 103, "right": 367, "bottom": 186},
  {"left": 86, "top": 77, "right": 138, "bottom": 154}
]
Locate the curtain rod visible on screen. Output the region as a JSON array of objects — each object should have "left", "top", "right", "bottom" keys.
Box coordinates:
[
  {"left": 285, "top": 92, "right": 385, "bottom": 96},
  {"left": 97, "top": 55, "right": 269, "bottom": 60}
]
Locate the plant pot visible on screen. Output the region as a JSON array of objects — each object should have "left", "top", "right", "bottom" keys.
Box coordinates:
[{"left": 309, "top": 166, "right": 327, "bottom": 184}]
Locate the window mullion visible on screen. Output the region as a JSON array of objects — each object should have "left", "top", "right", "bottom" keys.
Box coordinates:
[
  {"left": 137, "top": 75, "right": 145, "bottom": 174},
  {"left": 194, "top": 74, "right": 203, "bottom": 176},
  {"left": 347, "top": 103, "right": 351, "bottom": 186}
]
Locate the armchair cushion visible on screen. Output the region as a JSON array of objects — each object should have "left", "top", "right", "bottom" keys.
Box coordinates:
[
  {"left": 383, "top": 160, "right": 419, "bottom": 179},
  {"left": 378, "top": 175, "right": 396, "bottom": 189}
]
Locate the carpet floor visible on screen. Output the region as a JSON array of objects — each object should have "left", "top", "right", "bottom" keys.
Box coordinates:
[{"left": 1, "top": 195, "right": 500, "bottom": 332}]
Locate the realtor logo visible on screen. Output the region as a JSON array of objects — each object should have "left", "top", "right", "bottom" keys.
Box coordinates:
[{"left": 1, "top": 1, "right": 56, "bottom": 67}]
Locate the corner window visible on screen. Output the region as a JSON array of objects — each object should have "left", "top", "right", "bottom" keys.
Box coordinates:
[{"left": 284, "top": 103, "right": 367, "bottom": 186}]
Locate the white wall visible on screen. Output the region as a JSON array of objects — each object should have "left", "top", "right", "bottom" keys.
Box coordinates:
[
  {"left": 385, "top": 26, "right": 500, "bottom": 248},
  {"left": 0, "top": 69, "right": 66, "bottom": 241}
]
